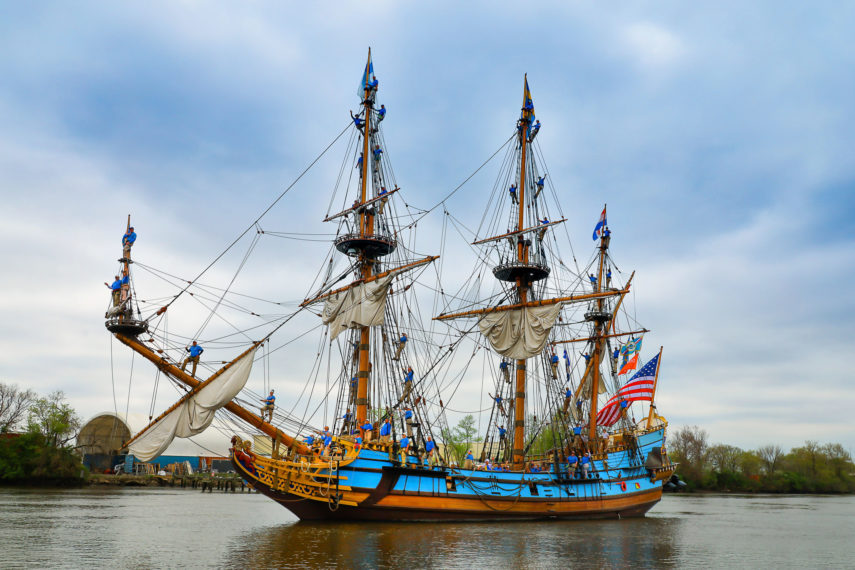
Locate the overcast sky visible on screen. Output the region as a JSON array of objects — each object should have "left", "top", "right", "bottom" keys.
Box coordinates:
[{"left": 1, "top": 2, "right": 853, "bottom": 453}]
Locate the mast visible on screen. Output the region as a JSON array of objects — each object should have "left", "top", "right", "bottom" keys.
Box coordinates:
[
  {"left": 511, "top": 76, "right": 535, "bottom": 469},
  {"left": 355, "top": 48, "right": 374, "bottom": 427},
  {"left": 587, "top": 205, "right": 608, "bottom": 443}
]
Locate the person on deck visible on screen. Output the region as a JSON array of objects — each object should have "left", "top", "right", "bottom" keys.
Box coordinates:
[
  {"left": 581, "top": 452, "right": 591, "bottom": 479},
  {"left": 499, "top": 359, "right": 510, "bottom": 383},
  {"left": 377, "top": 104, "right": 386, "bottom": 122},
  {"left": 180, "top": 341, "right": 204, "bottom": 377},
  {"left": 122, "top": 227, "right": 137, "bottom": 257},
  {"left": 399, "top": 435, "right": 410, "bottom": 464},
  {"left": 379, "top": 418, "right": 392, "bottom": 444},
  {"left": 398, "top": 366, "right": 414, "bottom": 404},
  {"left": 550, "top": 353, "right": 560, "bottom": 379},
  {"left": 260, "top": 390, "right": 275, "bottom": 422},
  {"left": 361, "top": 420, "right": 374, "bottom": 442},
  {"left": 509, "top": 184, "right": 518, "bottom": 204},
  {"left": 424, "top": 436, "right": 437, "bottom": 467},
  {"left": 393, "top": 332, "right": 407, "bottom": 360},
  {"left": 464, "top": 449, "right": 475, "bottom": 470},
  {"left": 567, "top": 453, "right": 579, "bottom": 479}
]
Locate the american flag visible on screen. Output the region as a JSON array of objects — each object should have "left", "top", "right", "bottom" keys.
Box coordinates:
[{"left": 597, "top": 353, "right": 660, "bottom": 426}]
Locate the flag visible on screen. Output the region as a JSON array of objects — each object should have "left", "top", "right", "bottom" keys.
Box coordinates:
[
  {"left": 358, "top": 51, "right": 374, "bottom": 97},
  {"left": 592, "top": 207, "right": 607, "bottom": 240},
  {"left": 521, "top": 76, "right": 536, "bottom": 137},
  {"left": 596, "top": 353, "right": 660, "bottom": 426},
  {"left": 620, "top": 336, "right": 643, "bottom": 357},
  {"left": 618, "top": 353, "right": 638, "bottom": 375}
]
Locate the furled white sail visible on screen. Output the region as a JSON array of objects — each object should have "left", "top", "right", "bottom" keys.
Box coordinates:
[
  {"left": 321, "top": 274, "right": 395, "bottom": 339},
  {"left": 478, "top": 304, "right": 563, "bottom": 360},
  {"left": 129, "top": 348, "right": 257, "bottom": 462}
]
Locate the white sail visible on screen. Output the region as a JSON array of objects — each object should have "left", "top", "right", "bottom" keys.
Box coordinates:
[
  {"left": 129, "top": 348, "right": 257, "bottom": 462},
  {"left": 478, "top": 304, "right": 563, "bottom": 360},
  {"left": 321, "top": 274, "right": 395, "bottom": 339}
]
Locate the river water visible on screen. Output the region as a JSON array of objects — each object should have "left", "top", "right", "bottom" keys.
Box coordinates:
[{"left": 1, "top": 487, "right": 853, "bottom": 568}]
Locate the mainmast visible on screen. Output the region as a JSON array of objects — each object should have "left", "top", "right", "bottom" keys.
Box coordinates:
[
  {"left": 510, "top": 77, "right": 535, "bottom": 468},
  {"left": 356, "top": 49, "right": 375, "bottom": 427}
]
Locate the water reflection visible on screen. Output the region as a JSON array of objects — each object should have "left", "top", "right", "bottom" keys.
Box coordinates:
[{"left": 227, "top": 516, "right": 681, "bottom": 569}]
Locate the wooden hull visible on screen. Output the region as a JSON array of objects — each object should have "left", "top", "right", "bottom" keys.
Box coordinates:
[{"left": 230, "top": 433, "right": 670, "bottom": 522}]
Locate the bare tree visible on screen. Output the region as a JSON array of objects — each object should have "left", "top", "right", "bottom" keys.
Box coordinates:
[
  {"left": 0, "top": 383, "right": 36, "bottom": 432},
  {"left": 757, "top": 444, "right": 783, "bottom": 474}
]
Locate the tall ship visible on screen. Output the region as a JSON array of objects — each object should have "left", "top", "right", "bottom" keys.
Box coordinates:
[{"left": 105, "top": 50, "right": 675, "bottom": 520}]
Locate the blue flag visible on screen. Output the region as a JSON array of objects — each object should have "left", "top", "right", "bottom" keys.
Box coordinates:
[
  {"left": 358, "top": 52, "right": 374, "bottom": 97},
  {"left": 593, "top": 206, "right": 607, "bottom": 240}
]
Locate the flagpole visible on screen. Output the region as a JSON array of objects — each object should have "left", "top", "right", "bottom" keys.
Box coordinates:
[{"left": 646, "top": 346, "right": 664, "bottom": 429}]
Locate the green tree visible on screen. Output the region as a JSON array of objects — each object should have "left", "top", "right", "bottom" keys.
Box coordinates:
[
  {"left": 757, "top": 444, "right": 783, "bottom": 474},
  {"left": 26, "top": 391, "right": 81, "bottom": 448},
  {"left": 0, "top": 382, "right": 35, "bottom": 432},
  {"left": 441, "top": 415, "right": 482, "bottom": 464}
]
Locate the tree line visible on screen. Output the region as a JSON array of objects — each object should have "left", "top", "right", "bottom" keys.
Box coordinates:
[
  {"left": 0, "top": 383, "right": 84, "bottom": 484},
  {"left": 669, "top": 425, "right": 855, "bottom": 493}
]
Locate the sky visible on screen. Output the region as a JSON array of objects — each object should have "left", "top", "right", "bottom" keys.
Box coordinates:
[{"left": 0, "top": 1, "right": 853, "bottom": 454}]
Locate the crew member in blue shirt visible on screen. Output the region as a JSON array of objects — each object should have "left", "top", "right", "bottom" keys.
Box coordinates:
[
  {"left": 606, "top": 268, "right": 612, "bottom": 288},
  {"left": 563, "top": 387, "right": 573, "bottom": 414},
  {"left": 377, "top": 104, "right": 386, "bottom": 122},
  {"left": 535, "top": 175, "right": 546, "bottom": 197},
  {"left": 398, "top": 366, "right": 414, "bottom": 404},
  {"left": 122, "top": 227, "right": 137, "bottom": 257},
  {"left": 105, "top": 274, "right": 128, "bottom": 306},
  {"left": 589, "top": 273, "right": 597, "bottom": 288},
  {"left": 567, "top": 453, "right": 579, "bottom": 479},
  {"left": 492, "top": 394, "right": 506, "bottom": 417},
  {"left": 582, "top": 352, "right": 591, "bottom": 364},
  {"left": 260, "top": 390, "right": 275, "bottom": 422},
  {"left": 373, "top": 145, "right": 383, "bottom": 161},
  {"left": 464, "top": 449, "right": 475, "bottom": 470},
  {"left": 399, "top": 435, "right": 410, "bottom": 464},
  {"left": 529, "top": 119, "right": 541, "bottom": 141},
  {"left": 581, "top": 453, "right": 591, "bottom": 479},
  {"left": 495, "top": 424, "right": 507, "bottom": 441},
  {"left": 550, "top": 353, "right": 560, "bottom": 379},
  {"left": 393, "top": 332, "right": 407, "bottom": 360},
  {"left": 424, "top": 436, "right": 437, "bottom": 467},
  {"left": 361, "top": 420, "right": 374, "bottom": 442},
  {"left": 509, "top": 184, "right": 517, "bottom": 204},
  {"left": 180, "top": 341, "right": 204, "bottom": 377},
  {"left": 403, "top": 406, "right": 414, "bottom": 437},
  {"left": 379, "top": 418, "right": 392, "bottom": 444},
  {"left": 350, "top": 110, "right": 363, "bottom": 129},
  {"left": 499, "top": 359, "right": 510, "bottom": 383}
]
